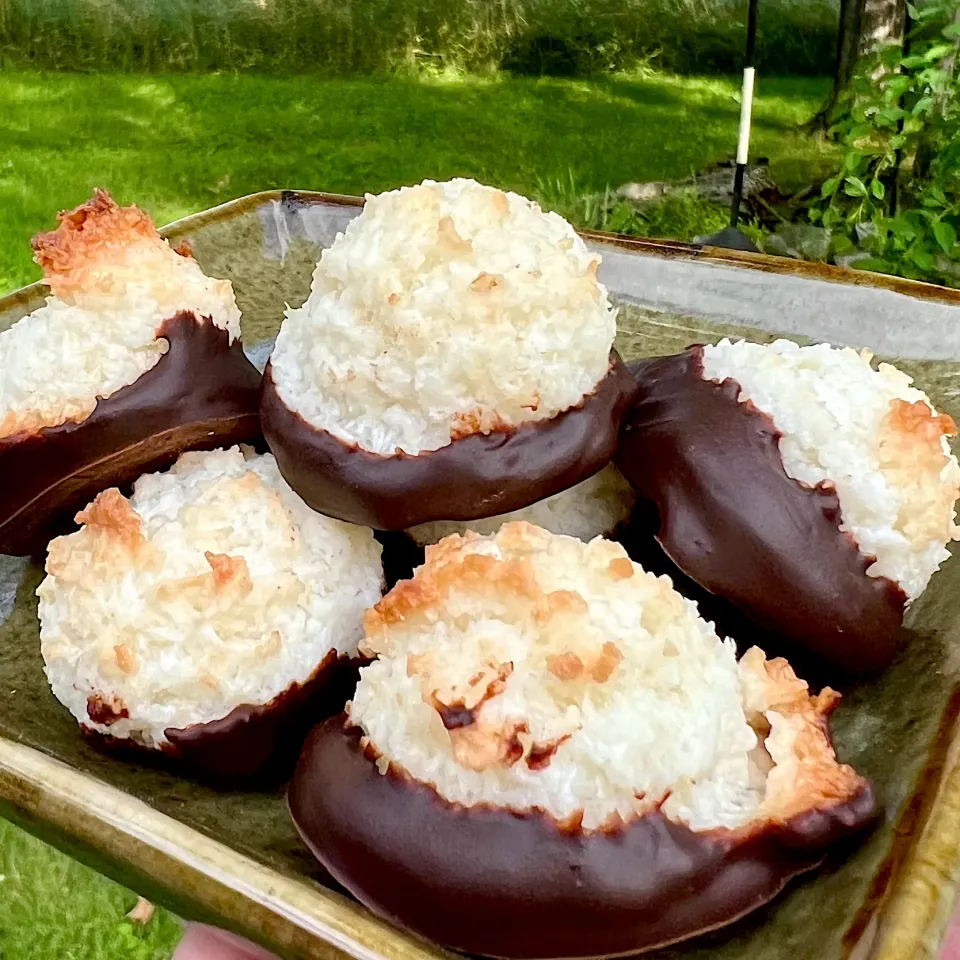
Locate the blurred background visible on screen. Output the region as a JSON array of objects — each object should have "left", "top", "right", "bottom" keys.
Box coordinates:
[
  {"left": 0, "top": 0, "right": 958, "bottom": 956},
  {"left": 0, "top": 0, "right": 957, "bottom": 299}
]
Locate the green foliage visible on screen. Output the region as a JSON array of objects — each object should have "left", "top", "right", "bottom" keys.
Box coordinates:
[
  {"left": 0, "top": 819, "right": 182, "bottom": 960},
  {"left": 0, "top": 70, "right": 832, "bottom": 295},
  {"left": 0, "top": 0, "right": 837, "bottom": 77},
  {"left": 810, "top": 0, "right": 960, "bottom": 286}
]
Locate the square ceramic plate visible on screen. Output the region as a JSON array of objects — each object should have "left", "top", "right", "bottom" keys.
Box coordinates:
[{"left": 3, "top": 191, "right": 960, "bottom": 960}]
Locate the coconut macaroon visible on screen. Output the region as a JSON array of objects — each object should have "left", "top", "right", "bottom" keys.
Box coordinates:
[
  {"left": 617, "top": 340, "right": 960, "bottom": 676},
  {"left": 700, "top": 339, "right": 960, "bottom": 599},
  {"left": 0, "top": 190, "right": 261, "bottom": 557},
  {"left": 38, "top": 447, "right": 383, "bottom": 781},
  {"left": 261, "top": 178, "right": 634, "bottom": 530},
  {"left": 289, "top": 523, "right": 876, "bottom": 960},
  {"left": 406, "top": 464, "right": 636, "bottom": 547}
]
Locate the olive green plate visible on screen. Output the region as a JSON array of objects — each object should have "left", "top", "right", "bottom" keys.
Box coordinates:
[{"left": 3, "top": 191, "right": 960, "bottom": 960}]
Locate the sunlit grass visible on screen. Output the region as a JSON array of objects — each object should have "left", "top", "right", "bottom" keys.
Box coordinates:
[
  {"left": 0, "top": 819, "right": 183, "bottom": 959},
  {"left": 0, "top": 70, "right": 834, "bottom": 295}
]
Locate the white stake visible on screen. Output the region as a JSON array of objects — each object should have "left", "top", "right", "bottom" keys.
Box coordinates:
[{"left": 737, "top": 67, "right": 756, "bottom": 166}]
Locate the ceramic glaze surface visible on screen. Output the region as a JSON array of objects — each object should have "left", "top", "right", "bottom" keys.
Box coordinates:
[{"left": 2, "top": 191, "right": 960, "bottom": 960}]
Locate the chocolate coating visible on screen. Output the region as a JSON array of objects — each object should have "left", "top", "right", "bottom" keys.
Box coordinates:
[
  {"left": 259, "top": 353, "right": 635, "bottom": 531},
  {"left": 615, "top": 348, "right": 907, "bottom": 677},
  {"left": 373, "top": 530, "right": 424, "bottom": 590},
  {"left": 289, "top": 719, "right": 878, "bottom": 960},
  {"left": 165, "top": 651, "right": 361, "bottom": 783},
  {"left": 0, "top": 312, "right": 262, "bottom": 558},
  {"left": 84, "top": 650, "right": 361, "bottom": 787}
]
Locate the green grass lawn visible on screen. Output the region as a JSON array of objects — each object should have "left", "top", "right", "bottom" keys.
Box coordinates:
[
  {"left": 0, "top": 819, "right": 182, "bottom": 959},
  {"left": 0, "top": 70, "right": 834, "bottom": 295},
  {"left": 0, "top": 67, "right": 833, "bottom": 958}
]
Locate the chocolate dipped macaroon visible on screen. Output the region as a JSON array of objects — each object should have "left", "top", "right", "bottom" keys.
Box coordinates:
[
  {"left": 0, "top": 190, "right": 262, "bottom": 557},
  {"left": 391, "top": 462, "right": 637, "bottom": 590},
  {"left": 38, "top": 447, "right": 383, "bottom": 782},
  {"left": 617, "top": 339, "right": 960, "bottom": 676},
  {"left": 376, "top": 463, "right": 636, "bottom": 601},
  {"left": 261, "top": 178, "right": 634, "bottom": 531},
  {"left": 289, "top": 522, "right": 876, "bottom": 959},
  {"left": 406, "top": 462, "right": 637, "bottom": 547}
]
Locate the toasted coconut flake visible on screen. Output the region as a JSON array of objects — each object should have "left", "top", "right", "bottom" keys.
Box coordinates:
[
  {"left": 87, "top": 693, "right": 129, "bottom": 726},
  {"left": 608, "top": 557, "right": 634, "bottom": 580},
  {"left": 32, "top": 190, "right": 156, "bottom": 298},
  {"left": 46, "top": 490, "right": 153, "bottom": 583},
  {"left": 701, "top": 338, "right": 960, "bottom": 599},
  {"left": 591, "top": 641, "right": 623, "bottom": 682},
  {"left": 350, "top": 523, "right": 866, "bottom": 831},
  {"left": 546, "top": 652, "right": 585, "bottom": 680},
  {"left": 470, "top": 272, "right": 502, "bottom": 293},
  {"left": 879, "top": 398, "right": 959, "bottom": 546},
  {"left": 437, "top": 215, "right": 473, "bottom": 256},
  {"left": 204, "top": 551, "right": 253, "bottom": 597},
  {"left": 534, "top": 589, "right": 589, "bottom": 623},
  {"left": 0, "top": 190, "right": 241, "bottom": 438},
  {"left": 429, "top": 660, "right": 515, "bottom": 720},
  {"left": 449, "top": 719, "right": 529, "bottom": 772},
  {"left": 39, "top": 448, "right": 383, "bottom": 749},
  {"left": 113, "top": 644, "right": 138, "bottom": 676},
  {"left": 736, "top": 647, "right": 859, "bottom": 823},
  {"left": 526, "top": 733, "right": 571, "bottom": 770},
  {"left": 260, "top": 630, "right": 283, "bottom": 660},
  {"left": 75, "top": 489, "right": 146, "bottom": 555},
  {"left": 449, "top": 407, "right": 512, "bottom": 440},
  {"left": 885, "top": 397, "right": 957, "bottom": 442},
  {"left": 270, "top": 178, "right": 616, "bottom": 455}
]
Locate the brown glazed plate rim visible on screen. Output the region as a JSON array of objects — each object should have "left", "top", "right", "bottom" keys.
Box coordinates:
[
  {"left": 1, "top": 190, "right": 960, "bottom": 960},
  {"left": 172, "top": 193, "right": 960, "bottom": 307}
]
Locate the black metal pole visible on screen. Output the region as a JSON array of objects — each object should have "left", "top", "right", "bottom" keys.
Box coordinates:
[
  {"left": 889, "top": 5, "right": 913, "bottom": 215},
  {"left": 700, "top": 0, "right": 761, "bottom": 251},
  {"left": 729, "top": 0, "right": 760, "bottom": 228}
]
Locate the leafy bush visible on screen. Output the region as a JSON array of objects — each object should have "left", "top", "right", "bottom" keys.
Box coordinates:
[
  {"left": 641, "top": 0, "right": 837, "bottom": 76},
  {"left": 809, "top": 0, "right": 960, "bottom": 286},
  {"left": 0, "top": 0, "right": 838, "bottom": 76}
]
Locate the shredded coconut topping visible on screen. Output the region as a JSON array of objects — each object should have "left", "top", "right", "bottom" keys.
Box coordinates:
[
  {"left": 701, "top": 338, "right": 960, "bottom": 599},
  {"left": 0, "top": 190, "right": 241, "bottom": 438},
  {"left": 270, "top": 178, "right": 616, "bottom": 455},
  {"left": 39, "top": 447, "right": 383, "bottom": 748},
  {"left": 350, "top": 522, "right": 863, "bottom": 831}
]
